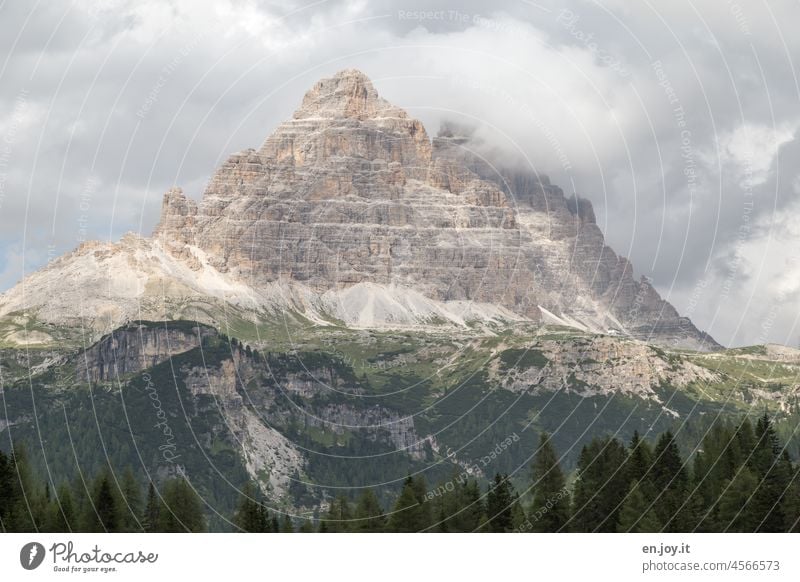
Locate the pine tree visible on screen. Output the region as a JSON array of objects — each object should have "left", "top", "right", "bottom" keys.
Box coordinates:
[
  {"left": 0, "top": 449, "right": 12, "bottom": 531},
  {"left": 782, "top": 464, "right": 800, "bottom": 533},
  {"left": 95, "top": 476, "right": 119, "bottom": 532},
  {"left": 119, "top": 467, "right": 143, "bottom": 532},
  {"left": 142, "top": 482, "right": 161, "bottom": 533},
  {"left": 47, "top": 483, "right": 76, "bottom": 532},
  {"left": 530, "top": 433, "right": 571, "bottom": 532},
  {"left": 320, "top": 495, "right": 353, "bottom": 532},
  {"left": 625, "top": 431, "right": 653, "bottom": 484},
  {"left": 158, "top": 478, "right": 205, "bottom": 533},
  {"left": 280, "top": 513, "right": 294, "bottom": 533},
  {"left": 716, "top": 466, "right": 759, "bottom": 532},
  {"left": 618, "top": 480, "right": 661, "bottom": 532},
  {"left": 432, "top": 475, "right": 485, "bottom": 532},
  {"left": 7, "top": 446, "right": 37, "bottom": 532},
  {"left": 455, "top": 478, "right": 486, "bottom": 532},
  {"left": 389, "top": 476, "right": 431, "bottom": 532},
  {"left": 571, "top": 437, "right": 629, "bottom": 532},
  {"left": 353, "top": 488, "right": 385, "bottom": 532},
  {"left": 233, "top": 483, "right": 268, "bottom": 532},
  {"left": 650, "top": 431, "right": 690, "bottom": 531},
  {"left": 485, "top": 473, "right": 519, "bottom": 532},
  {"left": 82, "top": 472, "right": 119, "bottom": 533},
  {"left": 749, "top": 413, "right": 788, "bottom": 531}
]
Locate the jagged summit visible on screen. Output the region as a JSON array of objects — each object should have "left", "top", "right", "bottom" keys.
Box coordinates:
[
  {"left": 0, "top": 69, "right": 718, "bottom": 350},
  {"left": 292, "top": 69, "right": 404, "bottom": 121}
]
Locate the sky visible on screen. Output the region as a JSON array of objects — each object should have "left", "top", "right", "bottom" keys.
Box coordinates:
[{"left": 0, "top": 0, "right": 799, "bottom": 347}]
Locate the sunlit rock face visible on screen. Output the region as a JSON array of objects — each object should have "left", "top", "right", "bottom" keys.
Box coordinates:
[{"left": 1, "top": 69, "right": 716, "bottom": 349}]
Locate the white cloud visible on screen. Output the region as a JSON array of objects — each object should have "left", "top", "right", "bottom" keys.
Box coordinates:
[{"left": 719, "top": 122, "right": 797, "bottom": 187}]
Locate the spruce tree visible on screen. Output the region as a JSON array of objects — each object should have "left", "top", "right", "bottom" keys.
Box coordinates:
[
  {"left": 530, "top": 433, "right": 571, "bottom": 532},
  {"left": 625, "top": 431, "right": 653, "bottom": 484},
  {"left": 618, "top": 480, "right": 661, "bottom": 533},
  {"left": 749, "top": 413, "right": 788, "bottom": 531},
  {"left": 0, "top": 449, "right": 12, "bottom": 531},
  {"left": 716, "top": 466, "right": 759, "bottom": 532},
  {"left": 7, "top": 446, "right": 37, "bottom": 532},
  {"left": 389, "top": 476, "right": 431, "bottom": 532},
  {"left": 280, "top": 513, "right": 294, "bottom": 533},
  {"left": 83, "top": 473, "right": 119, "bottom": 533},
  {"left": 571, "top": 437, "right": 629, "bottom": 532},
  {"left": 142, "top": 482, "right": 161, "bottom": 533},
  {"left": 47, "top": 483, "right": 76, "bottom": 532},
  {"left": 353, "top": 488, "right": 385, "bottom": 532},
  {"left": 96, "top": 476, "right": 118, "bottom": 532},
  {"left": 321, "top": 495, "right": 353, "bottom": 532},
  {"left": 650, "top": 431, "right": 690, "bottom": 531},
  {"left": 485, "top": 473, "right": 519, "bottom": 532},
  {"left": 233, "top": 483, "right": 268, "bottom": 532},
  {"left": 158, "top": 477, "right": 205, "bottom": 532},
  {"left": 119, "top": 467, "right": 143, "bottom": 532}
]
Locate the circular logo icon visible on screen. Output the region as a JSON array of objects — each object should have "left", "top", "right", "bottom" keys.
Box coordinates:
[{"left": 20, "top": 542, "right": 46, "bottom": 570}]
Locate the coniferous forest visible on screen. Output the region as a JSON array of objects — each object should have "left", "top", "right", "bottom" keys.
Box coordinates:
[{"left": 2, "top": 414, "right": 799, "bottom": 533}]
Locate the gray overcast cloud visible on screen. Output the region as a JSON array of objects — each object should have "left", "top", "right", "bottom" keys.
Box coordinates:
[{"left": 1, "top": 0, "right": 799, "bottom": 347}]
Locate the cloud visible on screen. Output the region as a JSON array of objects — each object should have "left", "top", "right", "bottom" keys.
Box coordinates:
[{"left": 0, "top": 0, "right": 798, "bottom": 345}]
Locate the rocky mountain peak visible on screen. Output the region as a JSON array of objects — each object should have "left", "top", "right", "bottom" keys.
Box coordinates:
[
  {"left": 0, "top": 69, "right": 719, "bottom": 350},
  {"left": 292, "top": 69, "right": 401, "bottom": 121}
]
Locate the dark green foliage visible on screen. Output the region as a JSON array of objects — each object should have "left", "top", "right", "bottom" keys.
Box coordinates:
[
  {"left": 47, "top": 483, "right": 76, "bottom": 532},
  {"left": 157, "top": 478, "right": 206, "bottom": 533},
  {"left": 624, "top": 431, "right": 653, "bottom": 484},
  {"left": 388, "top": 476, "right": 431, "bottom": 532},
  {"left": 571, "top": 437, "right": 629, "bottom": 532},
  {"left": 120, "top": 467, "right": 143, "bottom": 532},
  {"left": 142, "top": 482, "right": 160, "bottom": 533},
  {"left": 716, "top": 466, "right": 759, "bottom": 532},
  {"left": 232, "top": 483, "right": 271, "bottom": 533},
  {"left": 498, "top": 348, "right": 548, "bottom": 371},
  {"left": 485, "top": 473, "right": 522, "bottom": 532},
  {"left": 748, "top": 413, "right": 790, "bottom": 531},
  {"left": 353, "top": 488, "right": 386, "bottom": 532},
  {"left": 92, "top": 475, "right": 119, "bottom": 532},
  {"left": 650, "top": 431, "right": 691, "bottom": 531},
  {"left": 320, "top": 495, "right": 354, "bottom": 533},
  {"left": 429, "top": 474, "right": 486, "bottom": 532},
  {"left": 280, "top": 513, "right": 294, "bottom": 533},
  {"left": 618, "top": 480, "right": 661, "bottom": 532},
  {"left": 530, "top": 433, "right": 571, "bottom": 532}
]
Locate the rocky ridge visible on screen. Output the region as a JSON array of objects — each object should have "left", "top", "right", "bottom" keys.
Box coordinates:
[{"left": 0, "top": 69, "right": 716, "bottom": 350}]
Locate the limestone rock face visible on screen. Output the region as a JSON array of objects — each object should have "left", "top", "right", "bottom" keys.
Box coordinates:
[
  {"left": 154, "top": 69, "right": 715, "bottom": 349},
  {"left": 1, "top": 69, "right": 716, "bottom": 349},
  {"left": 76, "top": 322, "right": 210, "bottom": 383}
]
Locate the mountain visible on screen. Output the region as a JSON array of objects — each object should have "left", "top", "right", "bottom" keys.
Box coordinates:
[
  {"left": 9, "top": 70, "right": 787, "bottom": 529},
  {"left": 0, "top": 69, "right": 715, "bottom": 350}
]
